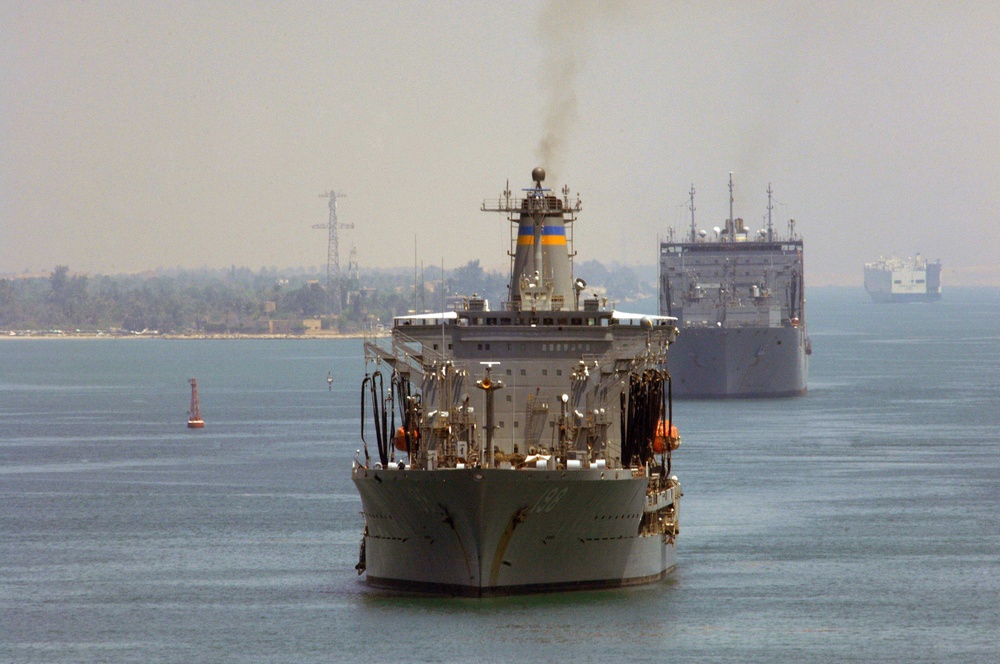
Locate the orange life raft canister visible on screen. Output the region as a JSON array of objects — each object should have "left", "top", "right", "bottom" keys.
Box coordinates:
[{"left": 652, "top": 421, "right": 680, "bottom": 454}]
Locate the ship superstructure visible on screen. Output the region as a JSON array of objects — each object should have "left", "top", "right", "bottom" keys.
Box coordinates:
[
  {"left": 352, "top": 169, "right": 682, "bottom": 595},
  {"left": 659, "top": 177, "right": 809, "bottom": 398},
  {"left": 864, "top": 255, "right": 942, "bottom": 303}
]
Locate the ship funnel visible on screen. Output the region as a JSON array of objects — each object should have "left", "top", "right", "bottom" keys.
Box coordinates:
[
  {"left": 483, "top": 169, "right": 580, "bottom": 312},
  {"left": 510, "top": 169, "right": 574, "bottom": 312}
]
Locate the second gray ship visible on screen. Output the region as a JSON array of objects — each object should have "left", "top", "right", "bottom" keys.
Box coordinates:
[{"left": 659, "top": 176, "right": 810, "bottom": 398}]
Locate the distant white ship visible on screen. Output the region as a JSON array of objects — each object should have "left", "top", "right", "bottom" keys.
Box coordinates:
[
  {"left": 864, "top": 255, "right": 942, "bottom": 303},
  {"left": 352, "top": 168, "right": 683, "bottom": 596}
]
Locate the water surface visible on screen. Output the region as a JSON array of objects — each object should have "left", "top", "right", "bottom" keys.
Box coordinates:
[{"left": 3, "top": 288, "right": 998, "bottom": 662}]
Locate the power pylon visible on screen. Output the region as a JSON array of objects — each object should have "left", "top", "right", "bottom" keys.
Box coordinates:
[
  {"left": 347, "top": 245, "right": 359, "bottom": 282},
  {"left": 313, "top": 190, "right": 354, "bottom": 315}
]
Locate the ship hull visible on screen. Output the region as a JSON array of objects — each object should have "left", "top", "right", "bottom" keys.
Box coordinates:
[
  {"left": 865, "top": 291, "right": 942, "bottom": 304},
  {"left": 668, "top": 326, "right": 808, "bottom": 399},
  {"left": 353, "top": 466, "right": 677, "bottom": 596}
]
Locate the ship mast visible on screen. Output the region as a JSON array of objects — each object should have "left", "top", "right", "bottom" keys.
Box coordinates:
[
  {"left": 728, "top": 172, "right": 735, "bottom": 242},
  {"left": 688, "top": 184, "right": 697, "bottom": 242},
  {"left": 766, "top": 182, "right": 774, "bottom": 242}
]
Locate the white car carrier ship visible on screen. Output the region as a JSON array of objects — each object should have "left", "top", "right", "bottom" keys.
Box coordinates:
[{"left": 864, "top": 255, "right": 942, "bottom": 303}]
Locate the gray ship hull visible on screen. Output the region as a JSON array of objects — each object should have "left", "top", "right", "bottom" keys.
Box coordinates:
[
  {"left": 669, "top": 326, "right": 808, "bottom": 399},
  {"left": 354, "top": 466, "right": 678, "bottom": 596},
  {"left": 352, "top": 169, "right": 682, "bottom": 596}
]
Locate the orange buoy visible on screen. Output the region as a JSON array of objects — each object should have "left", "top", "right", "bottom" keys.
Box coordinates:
[
  {"left": 187, "top": 378, "right": 205, "bottom": 429},
  {"left": 652, "top": 420, "right": 679, "bottom": 453}
]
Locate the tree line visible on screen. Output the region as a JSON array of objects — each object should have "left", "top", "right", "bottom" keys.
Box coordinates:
[{"left": 0, "top": 260, "right": 653, "bottom": 334}]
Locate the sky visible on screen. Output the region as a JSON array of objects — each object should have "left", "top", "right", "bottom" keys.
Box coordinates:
[{"left": 3, "top": 1, "right": 999, "bottom": 286}]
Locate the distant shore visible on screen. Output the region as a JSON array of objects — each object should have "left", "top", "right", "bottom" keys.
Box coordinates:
[{"left": 1, "top": 331, "right": 381, "bottom": 340}]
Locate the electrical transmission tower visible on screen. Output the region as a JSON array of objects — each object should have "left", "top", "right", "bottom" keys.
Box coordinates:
[
  {"left": 347, "top": 245, "right": 359, "bottom": 282},
  {"left": 313, "top": 190, "right": 354, "bottom": 315}
]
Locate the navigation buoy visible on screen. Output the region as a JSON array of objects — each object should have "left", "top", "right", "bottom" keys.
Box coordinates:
[
  {"left": 327, "top": 372, "right": 334, "bottom": 391},
  {"left": 187, "top": 378, "right": 205, "bottom": 428}
]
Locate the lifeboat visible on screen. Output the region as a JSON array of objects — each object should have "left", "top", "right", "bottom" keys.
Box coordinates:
[
  {"left": 393, "top": 426, "right": 418, "bottom": 452},
  {"left": 652, "top": 420, "right": 680, "bottom": 453}
]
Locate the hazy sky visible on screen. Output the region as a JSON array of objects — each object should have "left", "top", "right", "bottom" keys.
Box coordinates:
[{"left": 3, "top": 1, "right": 998, "bottom": 285}]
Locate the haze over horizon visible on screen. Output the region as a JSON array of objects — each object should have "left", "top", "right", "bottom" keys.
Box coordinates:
[{"left": 4, "top": 2, "right": 998, "bottom": 286}]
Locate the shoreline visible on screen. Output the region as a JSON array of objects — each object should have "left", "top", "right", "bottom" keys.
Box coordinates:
[{"left": 1, "top": 332, "right": 382, "bottom": 340}]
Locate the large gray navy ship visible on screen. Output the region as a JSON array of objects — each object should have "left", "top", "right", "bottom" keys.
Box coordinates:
[
  {"left": 352, "top": 168, "right": 683, "bottom": 596},
  {"left": 659, "top": 176, "right": 810, "bottom": 398},
  {"left": 864, "top": 255, "right": 942, "bottom": 303}
]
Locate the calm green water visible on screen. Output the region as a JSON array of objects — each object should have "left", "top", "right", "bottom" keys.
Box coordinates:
[{"left": 2, "top": 287, "right": 999, "bottom": 663}]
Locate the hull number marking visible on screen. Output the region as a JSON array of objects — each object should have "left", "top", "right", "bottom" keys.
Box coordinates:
[{"left": 533, "top": 487, "right": 568, "bottom": 513}]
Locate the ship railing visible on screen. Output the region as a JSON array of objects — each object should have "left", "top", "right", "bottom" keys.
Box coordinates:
[
  {"left": 391, "top": 329, "right": 451, "bottom": 365},
  {"left": 661, "top": 232, "right": 803, "bottom": 247},
  {"left": 588, "top": 342, "right": 671, "bottom": 396},
  {"left": 481, "top": 193, "right": 581, "bottom": 216},
  {"left": 364, "top": 330, "right": 454, "bottom": 380},
  {"left": 681, "top": 315, "right": 792, "bottom": 328}
]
